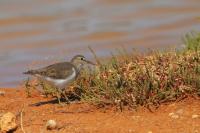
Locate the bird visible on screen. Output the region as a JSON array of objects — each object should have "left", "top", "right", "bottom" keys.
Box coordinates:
[{"left": 23, "top": 55, "right": 96, "bottom": 103}]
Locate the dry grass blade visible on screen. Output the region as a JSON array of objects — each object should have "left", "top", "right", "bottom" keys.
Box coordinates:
[
  {"left": 88, "top": 46, "right": 102, "bottom": 65},
  {"left": 20, "top": 104, "right": 26, "bottom": 133},
  {"left": 24, "top": 32, "right": 200, "bottom": 110}
]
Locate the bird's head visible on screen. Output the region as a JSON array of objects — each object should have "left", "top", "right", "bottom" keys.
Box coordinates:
[{"left": 71, "top": 55, "right": 96, "bottom": 68}]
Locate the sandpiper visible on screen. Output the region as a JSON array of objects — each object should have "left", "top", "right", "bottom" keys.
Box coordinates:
[{"left": 23, "top": 55, "right": 95, "bottom": 103}]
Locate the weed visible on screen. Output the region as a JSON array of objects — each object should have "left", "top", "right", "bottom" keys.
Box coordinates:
[
  {"left": 183, "top": 31, "right": 200, "bottom": 52},
  {"left": 24, "top": 32, "right": 200, "bottom": 109},
  {"left": 75, "top": 49, "right": 200, "bottom": 109}
]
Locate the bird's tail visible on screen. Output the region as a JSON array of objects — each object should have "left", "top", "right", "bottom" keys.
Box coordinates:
[{"left": 23, "top": 70, "right": 38, "bottom": 75}]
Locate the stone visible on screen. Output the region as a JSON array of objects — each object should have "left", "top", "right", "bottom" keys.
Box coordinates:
[
  {"left": 46, "top": 120, "right": 57, "bottom": 130},
  {"left": 0, "top": 112, "right": 17, "bottom": 132},
  {"left": 168, "top": 112, "right": 179, "bottom": 119},
  {"left": 0, "top": 91, "right": 5, "bottom": 96},
  {"left": 176, "top": 109, "right": 183, "bottom": 115},
  {"left": 192, "top": 114, "right": 200, "bottom": 119},
  {"left": 131, "top": 115, "right": 141, "bottom": 120},
  {"left": 128, "top": 129, "right": 135, "bottom": 133}
]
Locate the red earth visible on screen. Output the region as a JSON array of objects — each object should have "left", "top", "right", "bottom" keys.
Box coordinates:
[{"left": 0, "top": 88, "right": 200, "bottom": 133}]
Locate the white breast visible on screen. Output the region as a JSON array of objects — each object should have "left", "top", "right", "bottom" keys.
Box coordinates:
[{"left": 45, "top": 68, "right": 77, "bottom": 89}]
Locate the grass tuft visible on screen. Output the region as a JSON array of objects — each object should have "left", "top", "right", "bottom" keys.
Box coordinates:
[
  {"left": 75, "top": 50, "right": 200, "bottom": 109},
  {"left": 24, "top": 32, "right": 200, "bottom": 109},
  {"left": 183, "top": 31, "right": 200, "bottom": 52}
]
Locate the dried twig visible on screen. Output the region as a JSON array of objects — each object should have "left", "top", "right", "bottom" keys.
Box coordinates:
[
  {"left": 20, "top": 104, "right": 26, "bottom": 133},
  {"left": 88, "top": 46, "right": 102, "bottom": 65}
]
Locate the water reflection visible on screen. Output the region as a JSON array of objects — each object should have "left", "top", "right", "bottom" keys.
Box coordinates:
[{"left": 0, "top": 0, "right": 199, "bottom": 87}]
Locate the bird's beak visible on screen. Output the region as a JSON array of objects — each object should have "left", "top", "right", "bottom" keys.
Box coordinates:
[{"left": 84, "top": 59, "right": 96, "bottom": 65}]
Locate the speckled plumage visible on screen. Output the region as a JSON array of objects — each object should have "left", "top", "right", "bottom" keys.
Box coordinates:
[
  {"left": 23, "top": 55, "right": 95, "bottom": 89},
  {"left": 24, "top": 62, "right": 78, "bottom": 79}
]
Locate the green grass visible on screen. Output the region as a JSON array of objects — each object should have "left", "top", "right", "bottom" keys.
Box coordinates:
[
  {"left": 183, "top": 31, "right": 200, "bottom": 51},
  {"left": 25, "top": 32, "right": 200, "bottom": 110}
]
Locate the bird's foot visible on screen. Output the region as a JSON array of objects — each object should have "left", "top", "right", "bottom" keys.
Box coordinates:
[
  {"left": 56, "top": 97, "right": 70, "bottom": 106},
  {"left": 58, "top": 102, "right": 66, "bottom": 107}
]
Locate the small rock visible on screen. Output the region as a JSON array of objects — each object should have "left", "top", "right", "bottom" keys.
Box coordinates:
[
  {"left": 168, "top": 103, "right": 176, "bottom": 107},
  {"left": 168, "top": 112, "right": 174, "bottom": 116},
  {"left": 131, "top": 115, "right": 141, "bottom": 120},
  {"left": 128, "top": 129, "right": 135, "bottom": 133},
  {"left": 46, "top": 120, "right": 57, "bottom": 130},
  {"left": 168, "top": 112, "right": 179, "bottom": 119},
  {"left": 0, "top": 91, "right": 5, "bottom": 96},
  {"left": 176, "top": 109, "right": 183, "bottom": 115},
  {"left": 0, "top": 112, "right": 17, "bottom": 132},
  {"left": 192, "top": 114, "right": 200, "bottom": 119}
]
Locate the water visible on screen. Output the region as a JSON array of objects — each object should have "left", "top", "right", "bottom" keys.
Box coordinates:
[{"left": 0, "top": 0, "right": 200, "bottom": 87}]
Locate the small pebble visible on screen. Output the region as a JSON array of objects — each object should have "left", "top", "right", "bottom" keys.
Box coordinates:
[
  {"left": 0, "top": 91, "right": 5, "bottom": 96},
  {"left": 128, "top": 129, "right": 135, "bottom": 133},
  {"left": 0, "top": 112, "right": 17, "bottom": 132},
  {"left": 176, "top": 109, "right": 183, "bottom": 115},
  {"left": 192, "top": 114, "right": 199, "bottom": 119},
  {"left": 168, "top": 112, "right": 174, "bottom": 116},
  {"left": 46, "top": 120, "right": 57, "bottom": 130},
  {"left": 168, "top": 103, "right": 176, "bottom": 107},
  {"left": 131, "top": 115, "right": 141, "bottom": 120},
  {"left": 168, "top": 112, "right": 179, "bottom": 119}
]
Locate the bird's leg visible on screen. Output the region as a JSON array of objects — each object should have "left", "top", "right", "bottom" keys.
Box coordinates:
[
  {"left": 55, "top": 88, "right": 63, "bottom": 104},
  {"left": 63, "top": 92, "right": 70, "bottom": 104},
  {"left": 56, "top": 91, "right": 61, "bottom": 104},
  {"left": 61, "top": 88, "right": 70, "bottom": 104}
]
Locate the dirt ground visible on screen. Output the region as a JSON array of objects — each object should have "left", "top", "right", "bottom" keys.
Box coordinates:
[{"left": 0, "top": 88, "right": 200, "bottom": 133}]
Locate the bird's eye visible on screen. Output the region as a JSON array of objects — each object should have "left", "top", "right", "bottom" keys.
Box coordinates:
[{"left": 81, "top": 57, "right": 84, "bottom": 60}]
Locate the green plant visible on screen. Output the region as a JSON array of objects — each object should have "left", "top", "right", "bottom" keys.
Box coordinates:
[
  {"left": 24, "top": 33, "right": 200, "bottom": 109},
  {"left": 183, "top": 31, "right": 200, "bottom": 51},
  {"left": 74, "top": 48, "right": 200, "bottom": 110}
]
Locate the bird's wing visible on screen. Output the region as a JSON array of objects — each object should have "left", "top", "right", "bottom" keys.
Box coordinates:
[{"left": 29, "top": 62, "right": 76, "bottom": 79}]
